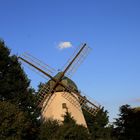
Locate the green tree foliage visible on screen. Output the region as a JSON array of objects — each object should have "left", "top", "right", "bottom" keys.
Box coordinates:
[
  {"left": 84, "top": 107, "right": 112, "bottom": 140},
  {"left": 39, "top": 119, "right": 60, "bottom": 140},
  {"left": 56, "top": 112, "right": 91, "bottom": 140},
  {"left": 114, "top": 104, "right": 140, "bottom": 140},
  {"left": 39, "top": 112, "right": 91, "bottom": 140},
  {"left": 62, "top": 111, "right": 76, "bottom": 125},
  {"left": 0, "top": 101, "right": 29, "bottom": 139},
  {"left": 0, "top": 40, "right": 40, "bottom": 139},
  {"left": 0, "top": 40, "right": 34, "bottom": 109}
]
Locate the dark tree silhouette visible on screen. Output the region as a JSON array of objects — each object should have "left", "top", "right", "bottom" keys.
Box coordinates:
[
  {"left": 0, "top": 40, "right": 40, "bottom": 140},
  {"left": 39, "top": 112, "right": 91, "bottom": 140},
  {"left": 114, "top": 104, "right": 140, "bottom": 140},
  {"left": 83, "top": 107, "right": 112, "bottom": 140}
]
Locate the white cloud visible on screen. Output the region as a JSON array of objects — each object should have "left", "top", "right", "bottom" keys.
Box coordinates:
[{"left": 58, "top": 41, "right": 72, "bottom": 50}]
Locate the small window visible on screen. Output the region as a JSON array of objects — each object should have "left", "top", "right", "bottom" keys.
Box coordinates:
[{"left": 62, "top": 103, "right": 67, "bottom": 109}]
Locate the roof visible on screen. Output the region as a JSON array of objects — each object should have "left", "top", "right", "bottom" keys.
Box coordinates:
[{"left": 48, "top": 72, "right": 78, "bottom": 92}]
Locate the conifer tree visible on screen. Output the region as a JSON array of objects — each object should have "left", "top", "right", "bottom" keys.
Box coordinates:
[
  {"left": 0, "top": 40, "right": 40, "bottom": 139},
  {"left": 84, "top": 107, "right": 112, "bottom": 140},
  {"left": 114, "top": 104, "right": 140, "bottom": 140}
]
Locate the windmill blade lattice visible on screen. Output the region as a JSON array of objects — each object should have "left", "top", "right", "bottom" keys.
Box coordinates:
[
  {"left": 62, "top": 82, "right": 100, "bottom": 116},
  {"left": 21, "top": 52, "right": 56, "bottom": 76},
  {"left": 62, "top": 44, "right": 91, "bottom": 78},
  {"left": 61, "top": 89, "right": 100, "bottom": 116},
  {"left": 20, "top": 60, "right": 49, "bottom": 80},
  {"left": 37, "top": 84, "right": 56, "bottom": 110},
  {"left": 37, "top": 84, "right": 50, "bottom": 105},
  {"left": 78, "top": 91, "right": 100, "bottom": 116}
]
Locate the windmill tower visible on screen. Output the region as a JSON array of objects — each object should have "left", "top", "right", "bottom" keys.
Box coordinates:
[{"left": 19, "top": 43, "right": 100, "bottom": 127}]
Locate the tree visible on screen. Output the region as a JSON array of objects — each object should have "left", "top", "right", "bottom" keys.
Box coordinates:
[
  {"left": 0, "top": 101, "right": 29, "bottom": 139},
  {"left": 55, "top": 112, "right": 91, "bottom": 140},
  {"left": 114, "top": 104, "right": 140, "bottom": 140},
  {"left": 0, "top": 40, "right": 34, "bottom": 109},
  {"left": 39, "top": 119, "right": 60, "bottom": 140},
  {"left": 0, "top": 40, "right": 40, "bottom": 139},
  {"left": 39, "top": 112, "right": 91, "bottom": 140},
  {"left": 83, "top": 107, "right": 112, "bottom": 140}
]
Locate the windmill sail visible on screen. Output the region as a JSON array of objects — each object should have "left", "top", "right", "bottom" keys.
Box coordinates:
[
  {"left": 38, "top": 84, "right": 56, "bottom": 109},
  {"left": 37, "top": 84, "right": 50, "bottom": 104},
  {"left": 20, "top": 60, "right": 49, "bottom": 80},
  {"left": 62, "top": 44, "right": 91, "bottom": 78},
  {"left": 21, "top": 52, "right": 56, "bottom": 76},
  {"left": 60, "top": 85, "right": 100, "bottom": 117}
]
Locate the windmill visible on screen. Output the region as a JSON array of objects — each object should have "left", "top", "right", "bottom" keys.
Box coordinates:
[{"left": 19, "top": 43, "right": 101, "bottom": 127}]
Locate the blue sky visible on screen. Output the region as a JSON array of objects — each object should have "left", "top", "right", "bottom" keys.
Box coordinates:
[{"left": 0, "top": 0, "right": 140, "bottom": 122}]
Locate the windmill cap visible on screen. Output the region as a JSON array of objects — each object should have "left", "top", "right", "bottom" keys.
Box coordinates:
[{"left": 49, "top": 72, "right": 78, "bottom": 92}]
